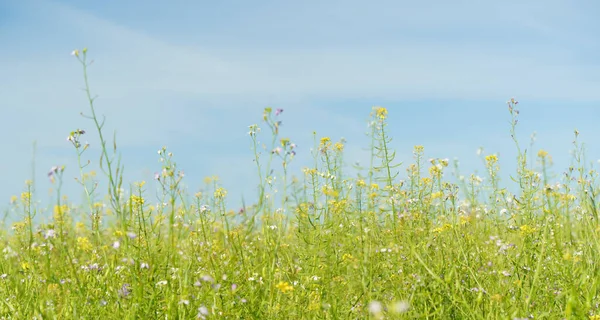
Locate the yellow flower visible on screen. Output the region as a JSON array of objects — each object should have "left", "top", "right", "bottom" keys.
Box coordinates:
[
  {"left": 537, "top": 149, "right": 548, "bottom": 158},
  {"left": 485, "top": 154, "right": 498, "bottom": 165},
  {"left": 413, "top": 145, "right": 424, "bottom": 155},
  {"left": 459, "top": 215, "right": 472, "bottom": 225},
  {"left": 429, "top": 165, "right": 442, "bottom": 177},
  {"left": 334, "top": 142, "right": 344, "bottom": 152},
  {"left": 519, "top": 225, "right": 537, "bottom": 236},
  {"left": 130, "top": 195, "right": 145, "bottom": 206},
  {"left": 214, "top": 187, "right": 227, "bottom": 199},
  {"left": 430, "top": 191, "right": 443, "bottom": 200},
  {"left": 21, "top": 192, "right": 31, "bottom": 202},
  {"left": 319, "top": 137, "right": 332, "bottom": 152},
  {"left": 432, "top": 223, "right": 453, "bottom": 233},
  {"left": 342, "top": 253, "right": 355, "bottom": 262},
  {"left": 356, "top": 179, "right": 366, "bottom": 188},
  {"left": 490, "top": 294, "right": 502, "bottom": 302},
  {"left": 275, "top": 281, "right": 294, "bottom": 294},
  {"left": 374, "top": 106, "right": 388, "bottom": 120},
  {"left": 12, "top": 221, "right": 26, "bottom": 232},
  {"left": 77, "top": 237, "right": 93, "bottom": 252},
  {"left": 47, "top": 283, "right": 60, "bottom": 294}
]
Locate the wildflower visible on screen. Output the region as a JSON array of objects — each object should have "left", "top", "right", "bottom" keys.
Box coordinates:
[
  {"left": 248, "top": 124, "right": 261, "bottom": 136},
  {"left": 71, "top": 49, "right": 79, "bottom": 57},
  {"left": 275, "top": 281, "right": 294, "bottom": 293},
  {"left": 390, "top": 300, "right": 410, "bottom": 314},
  {"left": 319, "top": 137, "right": 332, "bottom": 152},
  {"left": 413, "top": 145, "right": 424, "bottom": 155},
  {"left": 214, "top": 188, "right": 227, "bottom": 199},
  {"left": 374, "top": 106, "right": 388, "bottom": 120},
  {"left": 519, "top": 225, "right": 537, "bottom": 236},
  {"left": 275, "top": 108, "right": 283, "bottom": 116},
  {"left": 112, "top": 241, "right": 120, "bottom": 249},
  {"left": 156, "top": 280, "right": 168, "bottom": 287},
  {"left": 272, "top": 147, "right": 282, "bottom": 155},
  {"left": 485, "top": 154, "right": 498, "bottom": 165},
  {"left": 44, "top": 229, "right": 56, "bottom": 239},
  {"left": 77, "top": 237, "right": 92, "bottom": 252},
  {"left": 47, "top": 166, "right": 64, "bottom": 182},
  {"left": 197, "top": 306, "right": 210, "bottom": 319},
  {"left": 140, "top": 262, "right": 149, "bottom": 269},
  {"left": 368, "top": 300, "right": 383, "bottom": 316},
  {"left": 118, "top": 284, "right": 131, "bottom": 298}
]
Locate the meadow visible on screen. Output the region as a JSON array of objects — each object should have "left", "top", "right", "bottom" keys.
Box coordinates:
[{"left": 1, "top": 49, "right": 600, "bottom": 320}]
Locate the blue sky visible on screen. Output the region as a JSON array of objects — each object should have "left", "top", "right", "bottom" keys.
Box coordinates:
[{"left": 2, "top": 0, "right": 600, "bottom": 220}]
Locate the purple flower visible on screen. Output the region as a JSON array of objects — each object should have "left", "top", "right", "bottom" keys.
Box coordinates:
[
  {"left": 118, "top": 283, "right": 131, "bottom": 298},
  {"left": 48, "top": 166, "right": 59, "bottom": 177},
  {"left": 275, "top": 108, "right": 283, "bottom": 116},
  {"left": 44, "top": 229, "right": 56, "bottom": 239}
]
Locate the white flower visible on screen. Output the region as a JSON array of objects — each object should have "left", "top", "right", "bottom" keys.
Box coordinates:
[
  {"left": 197, "top": 306, "right": 209, "bottom": 319},
  {"left": 391, "top": 300, "right": 410, "bottom": 314},
  {"left": 156, "top": 280, "right": 168, "bottom": 287},
  {"left": 368, "top": 301, "right": 383, "bottom": 315},
  {"left": 44, "top": 229, "right": 56, "bottom": 239}
]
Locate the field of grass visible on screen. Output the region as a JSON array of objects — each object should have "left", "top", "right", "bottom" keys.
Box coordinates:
[{"left": 2, "top": 49, "right": 600, "bottom": 319}]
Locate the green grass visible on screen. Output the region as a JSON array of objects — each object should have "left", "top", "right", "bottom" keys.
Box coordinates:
[{"left": 1, "top": 49, "right": 600, "bottom": 319}]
